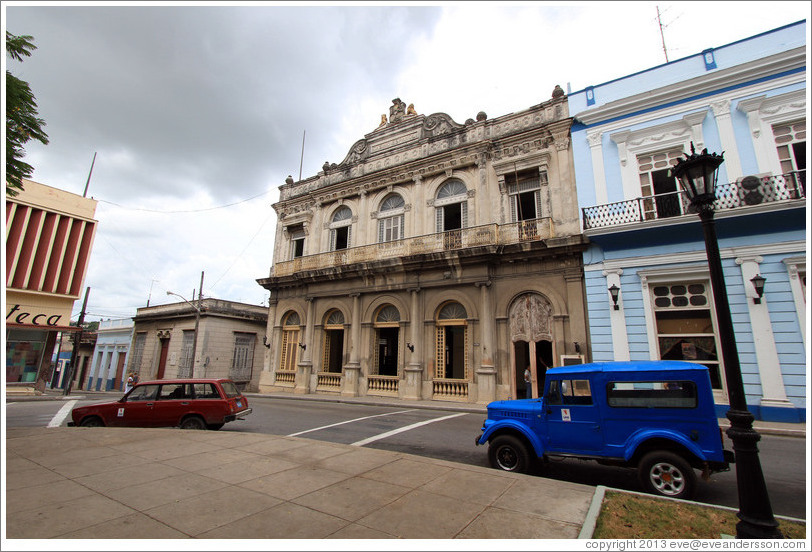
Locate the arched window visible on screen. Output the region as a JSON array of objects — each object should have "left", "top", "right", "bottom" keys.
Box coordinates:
[
  {"left": 378, "top": 194, "right": 405, "bottom": 243},
  {"left": 279, "top": 311, "right": 301, "bottom": 372},
  {"left": 435, "top": 302, "right": 468, "bottom": 380},
  {"left": 435, "top": 180, "right": 468, "bottom": 233},
  {"left": 329, "top": 206, "right": 353, "bottom": 251}
]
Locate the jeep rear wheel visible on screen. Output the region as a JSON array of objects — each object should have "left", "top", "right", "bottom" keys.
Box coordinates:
[
  {"left": 638, "top": 451, "right": 696, "bottom": 499},
  {"left": 489, "top": 435, "right": 531, "bottom": 473}
]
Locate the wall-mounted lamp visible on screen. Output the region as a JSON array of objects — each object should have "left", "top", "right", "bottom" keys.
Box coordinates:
[
  {"left": 298, "top": 343, "right": 307, "bottom": 351},
  {"left": 750, "top": 274, "right": 766, "bottom": 304},
  {"left": 574, "top": 341, "right": 581, "bottom": 353},
  {"left": 406, "top": 343, "right": 414, "bottom": 352},
  {"left": 608, "top": 284, "right": 620, "bottom": 310},
  {"left": 262, "top": 336, "right": 271, "bottom": 349}
]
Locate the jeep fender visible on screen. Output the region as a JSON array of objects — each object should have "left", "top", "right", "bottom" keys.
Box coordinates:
[
  {"left": 479, "top": 420, "right": 545, "bottom": 457},
  {"left": 623, "top": 429, "right": 708, "bottom": 464}
]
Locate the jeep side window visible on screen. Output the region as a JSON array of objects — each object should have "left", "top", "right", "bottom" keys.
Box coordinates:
[
  {"left": 547, "top": 381, "right": 563, "bottom": 405},
  {"left": 547, "top": 379, "right": 593, "bottom": 405},
  {"left": 606, "top": 380, "right": 698, "bottom": 408}
]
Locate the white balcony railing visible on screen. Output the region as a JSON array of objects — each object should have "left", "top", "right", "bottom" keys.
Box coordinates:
[{"left": 273, "top": 218, "right": 553, "bottom": 277}]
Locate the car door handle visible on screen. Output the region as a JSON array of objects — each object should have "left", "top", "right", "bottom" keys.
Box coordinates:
[
  {"left": 146, "top": 403, "right": 154, "bottom": 407},
  {"left": 181, "top": 402, "right": 190, "bottom": 405}
]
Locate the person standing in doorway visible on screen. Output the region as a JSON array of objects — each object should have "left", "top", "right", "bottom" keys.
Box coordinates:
[{"left": 524, "top": 366, "right": 532, "bottom": 399}]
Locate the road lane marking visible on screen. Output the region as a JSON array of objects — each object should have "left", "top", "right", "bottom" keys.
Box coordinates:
[
  {"left": 286, "top": 409, "right": 416, "bottom": 437},
  {"left": 350, "top": 412, "right": 467, "bottom": 446},
  {"left": 47, "top": 400, "right": 77, "bottom": 428}
]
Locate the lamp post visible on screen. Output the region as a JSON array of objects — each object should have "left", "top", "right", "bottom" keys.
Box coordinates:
[
  {"left": 166, "top": 290, "right": 201, "bottom": 379},
  {"left": 672, "top": 144, "right": 782, "bottom": 539}
]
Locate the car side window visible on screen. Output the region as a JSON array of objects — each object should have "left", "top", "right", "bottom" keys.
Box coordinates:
[
  {"left": 158, "top": 383, "right": 190, "bottom": 400},
  {"left": 192, "top": 383, "right": 221, "bottom": 399},
  {"left": 127, "top": 384, "right": 159, "bottom": 402}
]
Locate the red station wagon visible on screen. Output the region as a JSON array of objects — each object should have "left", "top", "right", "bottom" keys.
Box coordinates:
[{"left": 68, "top": 378, "right": 252, "bottom": 430}]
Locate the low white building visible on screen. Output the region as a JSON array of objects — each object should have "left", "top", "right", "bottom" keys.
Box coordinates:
[{"left": 86, "top": 318, "right": 134, "bottom": 391}]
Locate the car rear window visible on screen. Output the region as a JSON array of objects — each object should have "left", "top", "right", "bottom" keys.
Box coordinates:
[
  {"left": 220, "top": 381, "right": 241, "bottom": 398},
  {"left": 158, "top": 383, "right": 191, "bottom": 400},
  {"left": 606, "top": 381, "right": 698, "bottom": 408},
  {"left": 193, "top": 383, "right": 221, "bottom": 399}
]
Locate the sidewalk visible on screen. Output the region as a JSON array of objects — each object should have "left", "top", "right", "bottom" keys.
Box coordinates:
[{"left": 5, "top": 425, "right": 594, "bottom": 540}]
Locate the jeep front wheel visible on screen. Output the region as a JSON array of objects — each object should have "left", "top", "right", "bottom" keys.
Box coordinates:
[
  {"left": 638, "top": 451, "right": 696, "bottom": 499},
  {"left": 489, "top": 435, "right": 531, "bottom": 473}
]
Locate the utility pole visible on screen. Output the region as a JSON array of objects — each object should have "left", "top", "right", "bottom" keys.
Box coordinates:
[
  {"left": 191, "top": 271, "right": 204, "bottom": 378},
  {"left": 64, "top": 287, "right": 90, "bottom": 396},
  {"left": 83, "top": 152, "right": 96, "bottom": 197}
]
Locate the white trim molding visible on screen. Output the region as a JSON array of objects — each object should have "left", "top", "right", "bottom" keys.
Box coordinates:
[
  {"left": 603, "top": 269, "right": 629, "bottom": 361},
  {"left": 782, "top": 256, "right": 807, "bottom": 350},
  {"left": 735, "top": 255, "right": 792, "bottom": 410}
]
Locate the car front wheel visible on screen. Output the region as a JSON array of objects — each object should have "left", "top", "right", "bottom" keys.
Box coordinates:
[
  {"left": 638, "top": 451, "right": 696, "bottom": 499},
  {"left": 488, "top": 435, "right": 531, "bottom": 473},
  {"left": 179, "top": 416, "right": 206, "bottom": 430},
  {"left": 80, "top": 416, "right": 104, "bottom": 427}
]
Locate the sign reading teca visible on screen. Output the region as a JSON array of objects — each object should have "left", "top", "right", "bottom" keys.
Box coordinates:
[{"left": 6, "top": 304, "right": 65, "bottom": 327}]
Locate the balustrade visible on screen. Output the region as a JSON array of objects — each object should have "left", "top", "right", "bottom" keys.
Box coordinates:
[
  {"left": 275, "top": 371, "right": 295, "bottom": 386},
  {"left": 367, "top": 375, "right": 399, "bottom": 395},
  {"left": 432, "top": 379, "right": 469, "bottom": 401},
  {"left": 273, "top": 218, "right": 551, "bottom": 277},
  {"left": 316, "top": 372, "right": 342, "bottom": 389},
  {"left": 582, "top": 171, "right": 805, "bottom": 230}
]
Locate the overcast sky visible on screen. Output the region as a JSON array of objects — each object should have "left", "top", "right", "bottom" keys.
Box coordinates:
[{"left": 4, "top": 1, "right": 810, "bottom": 324}]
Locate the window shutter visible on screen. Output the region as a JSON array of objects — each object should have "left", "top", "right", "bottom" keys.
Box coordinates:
[
  {"left": 534, "top": 190, "right": 542, "bottom": 219},
  {"left": 461, "top": 202, "right": 468, "bottom": 228},
  {"left": 329, "top": 229, "right": 336, "bottom": 251},
  {"left": 510, "top": 196, "right": 518, "bottom": 222},
  {"left": 399, "top": 215, "right": 404, "bottom": 240},
  {"left": 378, "top": 219, "right": 384, "bottom": 243},
  {"left": 346, "top": 225, "right": 352, "bottom": 248},
  {"left": 436, "top": 206, "right": 444, "bottom": 233}
]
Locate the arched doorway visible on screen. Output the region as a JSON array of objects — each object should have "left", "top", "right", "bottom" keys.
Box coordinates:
[
  {"left": 322, "top": 309, "right": 345, "bottom": 373},
  {"left": 373, "top": 305, "right": 400, "bottom": 377},
  {"left": 509, "top": 293, "right": 554, "bottom": 399}
]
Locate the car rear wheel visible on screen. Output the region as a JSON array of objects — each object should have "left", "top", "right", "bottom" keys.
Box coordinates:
[
  {"left": 179, "top": 416, "right": 206, "bottom": 430},
  {"left": 206, "top": 423, "right": 224, "bottom": 431},
  {"left": 488, "top": 435, "right": 531, "bottom": 473},
  {"left": 80, "top": 416, "right": 104, "bottom": 427},
  {"left": 638, "top": 451, "right": 696, "bottom": 499}
]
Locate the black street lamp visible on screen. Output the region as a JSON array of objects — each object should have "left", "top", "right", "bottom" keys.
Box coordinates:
[{"left": 672, "top": 143, "right": 782, "bottom": 539}]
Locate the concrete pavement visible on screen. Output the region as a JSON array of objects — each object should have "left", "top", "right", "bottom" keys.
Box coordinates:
[{"left": 5, "top": 425, "right": 594, "bottom": 540}]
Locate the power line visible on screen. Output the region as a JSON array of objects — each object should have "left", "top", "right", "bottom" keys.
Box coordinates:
[{"left": 97, "top": 188, "right": 273, "bottom": 213}]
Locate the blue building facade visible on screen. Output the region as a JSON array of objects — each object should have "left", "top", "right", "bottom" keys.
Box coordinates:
[{"left": 569, "top": 21, "right": 807, "bottom": 422}]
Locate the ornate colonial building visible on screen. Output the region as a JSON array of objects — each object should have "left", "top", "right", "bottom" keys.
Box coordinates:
[{"left": 257, "top": 92, "right": 590, "bottom": 404}]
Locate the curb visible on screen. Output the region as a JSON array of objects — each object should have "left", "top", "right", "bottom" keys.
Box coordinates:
[{"left": 577, "top": 485, "right": 807, "bottom": 539}]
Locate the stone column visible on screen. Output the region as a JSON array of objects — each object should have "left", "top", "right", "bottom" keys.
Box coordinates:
[
  {"left": 402, "top": 287, "right": 423, "bottom": 400},
  {"left": 295, "top": 297, "right": 314, "bottom": 394},
  {"left": 475, "top": 280, "right": 496, "bottom": 404},
  {"left": 258, "top": 297, "right": 278, "bottom": 390},
  {"left": 342, "top": 293, "right": 361, "bottom": 397}
]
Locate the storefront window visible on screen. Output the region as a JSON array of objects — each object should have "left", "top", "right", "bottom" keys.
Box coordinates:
[{"left": 6, "top": 329, "right": 47, "bottom": 382}]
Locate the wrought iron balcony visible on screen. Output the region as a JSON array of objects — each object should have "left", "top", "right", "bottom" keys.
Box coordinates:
[
  {"left": 272, "top": 217, "right": 553, "bottom": 277},
  {"left": 582, "top": 171, "right": 805, "bottom": 230}
]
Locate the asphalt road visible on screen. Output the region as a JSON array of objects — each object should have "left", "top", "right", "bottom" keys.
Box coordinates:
[{"left": 5, "top": 394, "right": 807, "bottom": 519}]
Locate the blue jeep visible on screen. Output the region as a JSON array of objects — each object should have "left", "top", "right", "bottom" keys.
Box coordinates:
[{"left": 476, "top": 360, "right": 734, "bottom": 499}]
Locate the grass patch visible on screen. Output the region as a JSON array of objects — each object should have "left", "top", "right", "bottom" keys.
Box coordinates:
[{"left": 593, "top": 490, "right": 806, "bottom": 539}]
